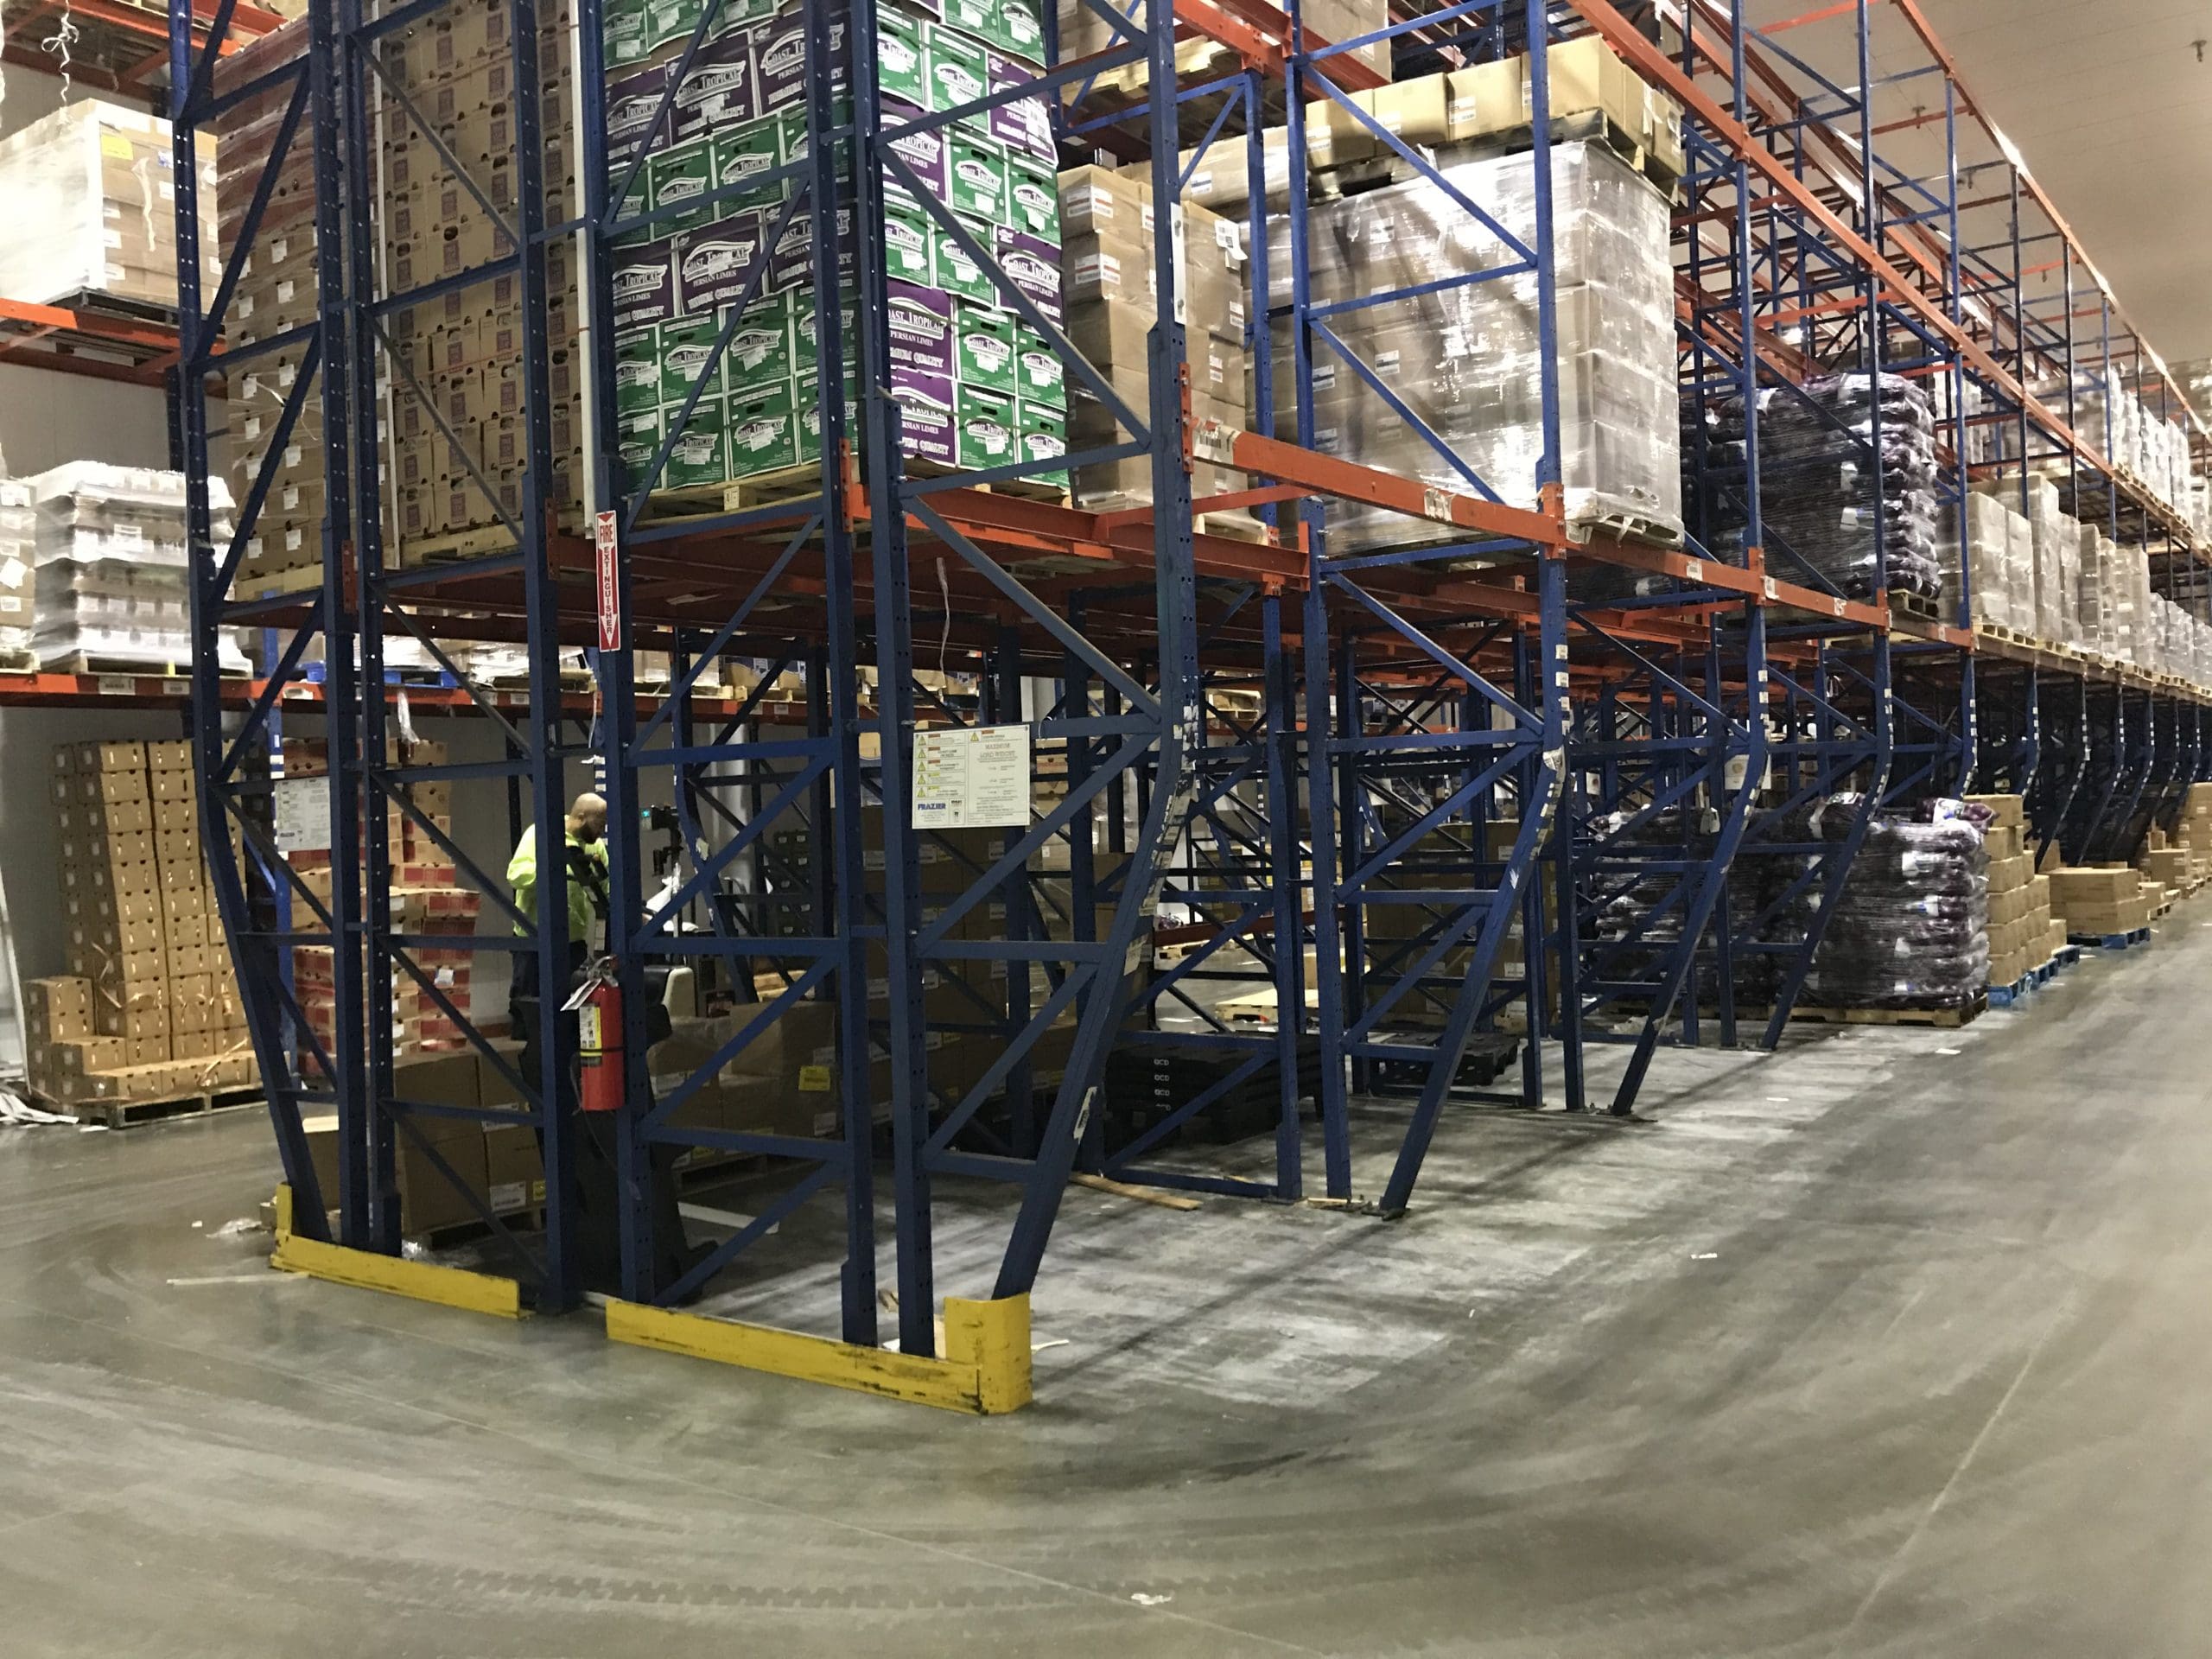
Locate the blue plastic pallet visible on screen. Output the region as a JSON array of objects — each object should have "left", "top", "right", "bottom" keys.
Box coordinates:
[
  {"left": 301, "top": 662, "right": 460, "bottom": 689},
  {"left": 2069, "top": 926, "right": 2151, "bottom": 951}
]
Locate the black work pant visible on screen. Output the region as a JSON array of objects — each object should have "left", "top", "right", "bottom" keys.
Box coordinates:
[{"left": 511, "top": 944, "right": 691, "bottom": 1297}]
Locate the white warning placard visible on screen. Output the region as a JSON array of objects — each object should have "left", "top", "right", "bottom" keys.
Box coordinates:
[
  {"left": 272, "top": 774, "right": 332, "bottom": 854},
  {"left": 912, "top": 723, "right": 1030, "bottom": 830}
]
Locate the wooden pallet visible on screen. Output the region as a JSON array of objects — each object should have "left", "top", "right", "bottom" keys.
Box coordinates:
[
  {"left": 1789, "top": 998, "right": 1985, "bottom": 1030},
  {"left": 54, "top": 1084, "right": 264, "bottom": 1131},
  {"left": 1887, "top": 590, "right": 1947, "bottom": 626},
  {"left": 396, "top": 523, "right": 517, "bottom": 564},
  {"left": 1567, "top": 512, "right": 1688, "bottom": 552},
  {"left": 0, "top": 648, "right": 37, "bottom": 673},
  {"left": 44, "top": 653, "right": 251, "bottom": 680},
  {"left": 239, "top": 564, "right": 329, "bottom": 599},
  {"left": 719, "top": 463, "right": 830, "bottom": 512}
]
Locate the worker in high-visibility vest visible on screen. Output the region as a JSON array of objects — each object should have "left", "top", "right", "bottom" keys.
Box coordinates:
[
  {"left": 504, "top": 791, "right": 703, "bottom": 1298},
  {"left": 506, "top": 790, "right": 611, "bottom": 967}
]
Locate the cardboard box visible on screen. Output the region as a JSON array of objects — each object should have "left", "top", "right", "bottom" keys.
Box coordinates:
[{"left": 2049, "top": 867, "right": 2140, "bottom": 910}]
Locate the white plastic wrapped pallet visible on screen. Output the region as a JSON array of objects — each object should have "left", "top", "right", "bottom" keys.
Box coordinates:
[
  {"left": 0, "top": 102, "right": 219, "bottom": 310},
  {"left": 1268, "top": 139, "right": 1681, "bottom": 550}
]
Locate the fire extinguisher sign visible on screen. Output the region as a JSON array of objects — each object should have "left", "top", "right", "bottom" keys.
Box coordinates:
[{"left": 594, "top": 510, "right": 620, "bottom": 651}]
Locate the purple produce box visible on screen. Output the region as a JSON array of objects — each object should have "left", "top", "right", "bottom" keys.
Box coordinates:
[
  {"left": 754, "top": 10, "right": 849, "bottom": 111},
  {"left": 675, "top": 211, "right": 768, "bottom": 315},
  {"left": 985, "top": 51, "right": 1052, "bottom": 159},
  {"left": 993, "top": 226, "right": 1062, "bottom": 324},
  {"left": 604, "top": 65, "right": 670, "bottom": 181},
  {"left": 880, "top": 97, "right": 951, "bottom": 205},
  {"left": 612, "top": 237, "right": 678, "bottom": 332},
  {"left": 670, "top": 29, "right": 759, "bottom": 143},
  {"left": 887, "top": 281, "right": 956, "bottom": 380},
  {"left": 768, "top": 198, "right": 855, "bottom": 292},
  {"left": 889, "top": 366, "right": 957, "bottom": 468}
]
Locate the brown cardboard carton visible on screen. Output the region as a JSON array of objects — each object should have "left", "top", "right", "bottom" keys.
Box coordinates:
[{"left": 25, "top": 976, "right": 94, "bottom": 1040}]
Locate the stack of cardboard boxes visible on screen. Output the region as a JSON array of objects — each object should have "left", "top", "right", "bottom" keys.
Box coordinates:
[
  {"left": 0, "top": 101, "right": 220, "bottom": 312},
  {"left": 26, "top": 741, "right": 254, "bottom": 1108},
  {"left": 282, "top": 735, "right": 485, "bottom": 1068},
  {"left": 1058, "top": 165, "right": 1251, "bottom": 522},
  {"left": 2048, "top": 866, "right": 2153, "bottom": 943},
  {"left": 2146, "top": 784, "right": 2212, "bottom": 887},
  {"left": 609, "top": 0, "right": 1068, "bottom": 494},
  {"left": 382, "top": 0, "right": 588, "bottom": 558},
  {"left": 213, "top": 21, "right": 327, "bottom": 596},
  {"left": 1172, "top": 37, "right": 1680, "bottom": 211},
  {"left": 299, "top": 1045, "right": 543, "bottom": 1236},
  {"left": 1969, "top": 795, "right": 2056, "bottom": 989}
]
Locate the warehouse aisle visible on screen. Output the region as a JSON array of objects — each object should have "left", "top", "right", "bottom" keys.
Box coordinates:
[{"left": 4, "top": 913, "right": 2211, "bottom": 1657}]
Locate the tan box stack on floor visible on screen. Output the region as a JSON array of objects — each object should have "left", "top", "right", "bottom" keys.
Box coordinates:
[
  {"left": 300, "top": 1047, "right": 544, "bottom": 1236},
  {"left": 28, "top": 741, "right": 255, "bottom": 1108},
  {"left": 1969, "top": 795, "right": 2051, "bottom": 988},
  {"left": 2139, "top": 836, "right": 2193, "bottom": 900},
  {"left": 2168, "top": 783, "right": 2212, "bottom": 882},
  {"left": 1058, "top": 165, "right": 1256, "bottom": 529},
  {"left": 2048, "top": 865, "right": 2152, "bottom": 943}
]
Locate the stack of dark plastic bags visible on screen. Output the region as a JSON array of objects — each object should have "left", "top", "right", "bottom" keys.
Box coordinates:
[
  {"left": 1808, "top": 796, "right": 1992, "bottom": 1007},
  {"left": 1724, "top": 794, "right": 1990, "bottom": 1009},
  {"left": 1684, "top": 371, "right": 1943, "bottom": 600}
]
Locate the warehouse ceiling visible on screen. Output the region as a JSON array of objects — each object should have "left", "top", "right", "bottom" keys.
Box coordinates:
[
  {"left": 1912, "top": 0, "right": 2212, "bottom": 365},
  {"left": 1731, "top": 0, "right": 2212, "bottom": 374}
]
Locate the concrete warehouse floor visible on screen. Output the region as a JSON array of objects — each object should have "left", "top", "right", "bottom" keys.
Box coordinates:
[{"left": 6, "top": 916, "right": 2212, "bottom": 1657}]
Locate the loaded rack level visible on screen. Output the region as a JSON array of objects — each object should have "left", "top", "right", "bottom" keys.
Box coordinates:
[{"left": 169, "top": 0, "right": 2212, "bottom": 1398}]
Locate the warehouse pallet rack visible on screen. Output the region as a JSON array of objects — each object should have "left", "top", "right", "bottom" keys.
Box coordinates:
[{"left": 170, "top": 0, "right": 2212, "bottom": 1407}]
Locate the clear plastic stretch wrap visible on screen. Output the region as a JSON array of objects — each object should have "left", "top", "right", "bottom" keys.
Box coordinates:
[
  {"left": 1807, "top": 799, "right": 1990, "bottom": 1009},
  {"left": 1713, "top": 372, "right": 1942, "bottom": 600},
  {"left": 1956, "top": 492, "right": 2025, "bottom": 632},
  {"left": 2027, "top": 478, "right": 2080, "bottom": 642},
  {"left": 0, "top": 101, "right": 219, "bottom": 310},
  {"left": 2074, "top": 520, "right": 2111, "bottom": 657},
  {"left": 0, "top": 477, "right": 34, "bottom": 655},
  {"left": 1269, "top": 139, "right": 1681, "bottom": 550},
  {"left": 27, "top": 464, "right": 248, "bottom": 672}
]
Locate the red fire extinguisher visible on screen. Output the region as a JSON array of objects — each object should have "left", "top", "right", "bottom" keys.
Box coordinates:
[{"left": 571, "top": 959, "right": 623, "bottom": 1115}]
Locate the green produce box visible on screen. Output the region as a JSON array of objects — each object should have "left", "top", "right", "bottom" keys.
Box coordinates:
[
  {"left": 1014, "top": 397, "right": 1066, "bottom": 488},
  {"left": 772, "top": 98, "right": 854, "bottom": 171},
  {"left": 999, "top": 0, "right": 1045, "bottom": 62},
  {"left": 649, "top": 139, "right": 715, "bottom": 233},
  {"left": 1006, "top": 152, "right": 1058, "bottom": 238},
  {"left": 946, "top": 131, "right": 1008, "bottom": 221},
  {"left": 645, "top": 0, "right": 701, "bottom": 53},
  {"left": 885, "top": 193, "right": 934, "bottom": 283},
  {"left": 604, "top": 0, "right": 650, "bottom": 67},
  {"left": 1012, "top": 327, "right": 1065, "bottom": 409},
  {"left": 880, "top": 8, "right": 930, "bottom": 106},
  {"left": 615, "top": 405, "right": 662, "bottom": 489},
  {"left": 789, "top": 291, "right": 860, "bottom": 384},
  {"left": 613, "top": 327, "right": 661, "bottom": 419},
  {"left": 955, "top": 385, "right": 1020, "bottom": 472},
  {"left": 664, "top": 398, "right": 729, "bottom": 488},
  {"left": 714, "top": 118, "right": 782, "bottom": 201},
  {"left": 728, "top": 382, "right": 803, "bottom": 475},
  {"left": 938, "top": 0, "right": 995, "bottom": 52},
  {"left": 658, "top": 314, "right": 726, "bottom": 407},
  {"left": 926, "top": 25, "right": 988, "bottom": 119},
  {"left": 727, "top": 297, "right": 793, "bottom": 390},
  {"left": 952, "top": 302, "right": 1016, "bottom": 394},
  {"left": 931, "top": 216, "right": 996, "bottom": 305}
]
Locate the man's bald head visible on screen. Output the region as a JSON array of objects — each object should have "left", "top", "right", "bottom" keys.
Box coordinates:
[{"left": 569, "top": 791, "right": 607, "bottom": 842}]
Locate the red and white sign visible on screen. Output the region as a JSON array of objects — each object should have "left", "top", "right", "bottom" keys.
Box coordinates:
[{"left": 594, "top": 510, "right": 620, "bottom": 650}]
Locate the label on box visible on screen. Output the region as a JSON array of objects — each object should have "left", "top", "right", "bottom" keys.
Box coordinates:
[
  {"left": 798, "top": 1063, "right": 831, "bottom": 1092},
  {"left": 274, "top": 776, "right": 332, "bottom": 853}
]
